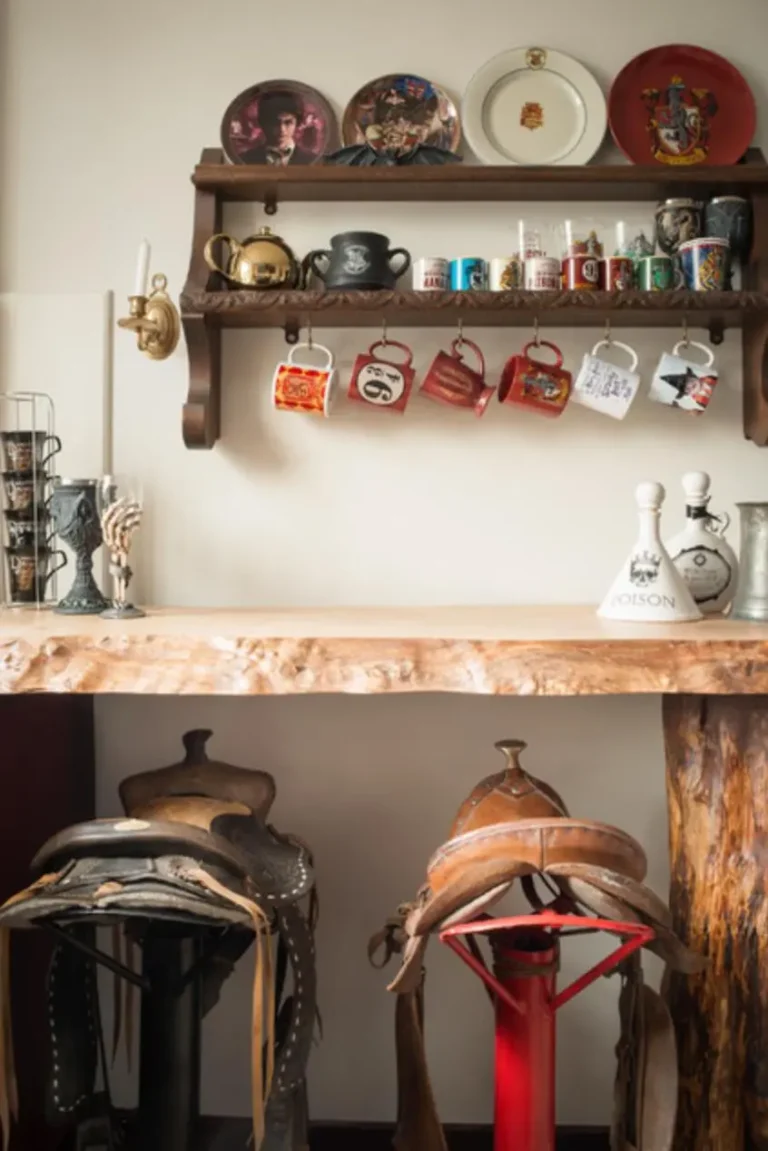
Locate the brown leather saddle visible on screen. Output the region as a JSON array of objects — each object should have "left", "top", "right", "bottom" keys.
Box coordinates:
[
  {"left": 0, "top": 729, "right": 316, "bottom": 1151},
  {"left": 372, "top": 739, "right": 702, "bottom": 1151}
]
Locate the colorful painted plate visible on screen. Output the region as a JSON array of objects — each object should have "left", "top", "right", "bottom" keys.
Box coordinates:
[
  {"left": 608, "top": 45, "right": 756, "bottom": 167},
  {"left": 462, "top": 47, "right": 607, "bottom": 166},
  {"left": 342, "top": 74, "right": 461, "bottom": 156},
  {"left": 220, "top": 80, "right": 339, "bottom": 166}
]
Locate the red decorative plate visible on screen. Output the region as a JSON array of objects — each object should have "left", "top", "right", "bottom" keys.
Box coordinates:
[{"left": 608, "top": 44, "right": 755, "bottom": 167}]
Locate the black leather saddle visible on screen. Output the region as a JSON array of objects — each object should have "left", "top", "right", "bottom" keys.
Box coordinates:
[{"left": 0, "top": 729, "right": 317, "bottom": 1151}]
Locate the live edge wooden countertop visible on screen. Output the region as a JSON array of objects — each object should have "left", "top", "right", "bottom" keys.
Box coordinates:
[{"left": 2, "top": 605, "right": 768, "bottom": 696}]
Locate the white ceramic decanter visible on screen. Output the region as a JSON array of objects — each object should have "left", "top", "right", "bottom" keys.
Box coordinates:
[
  {"left": 667, "top": 471, "right": 738, "bottom": 615},
  {"left": 598, "top": 481, "right": 703, "bottom": 622}
]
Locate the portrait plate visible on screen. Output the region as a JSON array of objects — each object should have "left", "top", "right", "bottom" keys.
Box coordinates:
[
  {"left": 221, "top": 80, "right": 339, "bottom": 166},
  {"left": 342, "top": 74, "right": 461, "bottom": 157}
]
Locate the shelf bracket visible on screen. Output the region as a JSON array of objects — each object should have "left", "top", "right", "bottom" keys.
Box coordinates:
[
  {"left": 708, "top": 319, "right": 725, "bottom": 347},
  {"left": 263, "top": 189, "right": 278, "bottom": 216},
  {"left": 284, "top": 318, "right": 300, "bottom": 345}
]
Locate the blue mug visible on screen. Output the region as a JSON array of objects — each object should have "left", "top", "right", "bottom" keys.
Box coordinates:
[{"left": 450, "top": 258, "right": 488, "bottom": 291}]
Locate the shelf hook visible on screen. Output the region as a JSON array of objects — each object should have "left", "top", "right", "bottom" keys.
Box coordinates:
[
  {"left": 307, "top": 319, "right": 313, "bottom": 350},
  {"left": 604, "top": 318, "right": 612, "bottom": 345},
  {"left": 457, "top": 318, "right": 464, "bottom": 347},
  {"left": 533, "top": 316, "right": 540, "bottom": 347},
  {"left": 682, "top": 316, "right": 690, "bottom": 348},
  {"left": 382, "top": 318, "right": 388, "bottom": 346}
]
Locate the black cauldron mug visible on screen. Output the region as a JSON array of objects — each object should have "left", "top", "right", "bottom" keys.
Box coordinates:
[{"left": 307, "top": 232, "right": 411, "bottom": 290}]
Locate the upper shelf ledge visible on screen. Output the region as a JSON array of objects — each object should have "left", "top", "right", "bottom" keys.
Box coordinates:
[
  {"left": 191, "top": 147, "right": 768, "bottom": 206},
  {"left": 3, "top": 605, "right": 768, "bottom": 696}
]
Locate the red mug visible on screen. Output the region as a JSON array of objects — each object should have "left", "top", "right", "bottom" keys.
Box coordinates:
[
  {"left": 563, "top": 254, "right": 602, "bottom": 290},
  {"left": 499, "top": 340, "right": 572, "bottom": 418},
  {"left": 420, "top": 337, "right": 494, "bottom": 416},
  {"left": 348, "top": 339, "right": 415, "bottom": 414}
]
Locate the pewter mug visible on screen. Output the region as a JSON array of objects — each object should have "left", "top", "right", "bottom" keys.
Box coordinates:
[{"left": 732, "top": 503, "right": 768, "bottom": 621}]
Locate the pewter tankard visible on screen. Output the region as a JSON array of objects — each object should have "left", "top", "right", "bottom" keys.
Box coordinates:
[{"left": 732, "top": 503, "right": 768, "bottom": 621}]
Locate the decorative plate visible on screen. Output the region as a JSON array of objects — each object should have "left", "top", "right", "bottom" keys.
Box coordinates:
[
  {"left": 220, "top": 80, "right": 339, "bottom": 166},
  {"left": 608, "top": 45, "right": 756, "bottom": 166},
  {"left": 462, "top": 47, "right": 607, "bottom": 166},
  {"left": 342, "top": 74, "right": 461, "bottom": 156}
]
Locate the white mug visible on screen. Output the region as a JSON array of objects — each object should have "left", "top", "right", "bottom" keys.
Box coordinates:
[
  {"left": 649, "top": 340, "right": 718, "bottom": 414},
  {"left": 490, "top": 256, "right": 523, "bottom": 291},
  {"left": 413, "top": 257, "right": 449, "bottom": 291},
  {"left": 572, "top": 339, "right": 640, "bottom": 419},
  {"left": 524, "top": 257, "right": 560, "bottom": 291}
]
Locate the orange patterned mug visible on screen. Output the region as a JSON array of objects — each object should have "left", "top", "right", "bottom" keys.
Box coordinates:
[{"left": 272, "top": 343, "right": 336, "bottom": 417}]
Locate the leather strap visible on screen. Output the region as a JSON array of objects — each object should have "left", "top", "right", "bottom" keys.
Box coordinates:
[{"left": 393, "top": 982, "right": 448, "bottom": 1151}]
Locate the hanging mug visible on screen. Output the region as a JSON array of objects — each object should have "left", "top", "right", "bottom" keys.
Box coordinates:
[
  {"left": 572, "top": 338, "right": 641, "bottom": 420},
  {"left": 420, "top": 337, "right": 494, "bottom": 416},
  {"left": 348, "top": 339, "right": 416, "bottom": 414},
  {"left": 498, "top": 340, "right": 571, "bottom": 418},
  {"left": 272, "top": 342, "right": 337, "bottom": 417},
  {"left": 649, "top": 340, "right": 718, "bottom": 414}
]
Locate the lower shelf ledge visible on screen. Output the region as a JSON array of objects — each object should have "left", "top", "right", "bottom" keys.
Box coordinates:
[{"left": 2, "top": 605, "right": 768, "bottom": 696}]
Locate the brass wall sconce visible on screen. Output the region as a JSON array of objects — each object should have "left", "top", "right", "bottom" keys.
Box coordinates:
[
  {"left": 118, "top": 240, "right": 180, "bottom": 360},
  {"left": 118, "top": 272, "right": 180, "bottom": 361}
]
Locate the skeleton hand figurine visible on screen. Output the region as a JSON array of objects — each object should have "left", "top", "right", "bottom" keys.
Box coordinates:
[{"left": 100, "top": 496, "right": 145, "bottom": 619}]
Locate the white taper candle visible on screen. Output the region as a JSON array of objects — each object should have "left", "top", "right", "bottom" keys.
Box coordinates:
[{"left": 134, "top": 238, "right": 151, "bottom": 297}]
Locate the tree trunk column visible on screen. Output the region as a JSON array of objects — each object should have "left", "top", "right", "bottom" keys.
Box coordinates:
[{"left": 663, "top": 694, "right": 768, "bottom": 1151}]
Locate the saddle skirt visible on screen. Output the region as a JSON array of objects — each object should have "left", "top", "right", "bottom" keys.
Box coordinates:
[
  {"left": 373, "top": 739, "right": 703, "bottom": 1151},
  {"left": 0, "top": 729, "right": 317, "bottom": 1151}
]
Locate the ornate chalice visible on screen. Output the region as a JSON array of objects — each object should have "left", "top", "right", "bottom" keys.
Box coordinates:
[{"left": 50, "top": 478, "right": 109, "bottom": 614}]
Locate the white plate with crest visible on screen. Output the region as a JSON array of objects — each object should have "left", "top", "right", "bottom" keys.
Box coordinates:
[{"left": 463, "top": 47, "right": 607, "bottom": 166}]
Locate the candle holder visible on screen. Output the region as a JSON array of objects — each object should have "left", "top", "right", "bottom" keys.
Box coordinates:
[{"left": 118, "top": 273, "right": 180, "bottom": 361}]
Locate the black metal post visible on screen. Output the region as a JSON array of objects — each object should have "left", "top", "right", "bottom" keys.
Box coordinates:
[{"left": 134, "top": 929, "right": 202, "bottom": 1151}]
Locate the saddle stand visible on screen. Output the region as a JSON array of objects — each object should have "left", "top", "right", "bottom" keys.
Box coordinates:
[{"left": 440, "top": 912, "right": 655, "bottom": 1151}]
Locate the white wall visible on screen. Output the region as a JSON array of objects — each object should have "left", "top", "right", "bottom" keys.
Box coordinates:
[{"left": 3, "top": 0, "right": 768, "bottom": 1126}]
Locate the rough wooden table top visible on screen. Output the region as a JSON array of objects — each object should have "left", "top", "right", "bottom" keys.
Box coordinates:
[{"left": 2, "top": 605, "right": 768, "bottom": 696}]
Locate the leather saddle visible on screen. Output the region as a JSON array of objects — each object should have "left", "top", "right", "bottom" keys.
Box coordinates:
[
  {"left": 372, "top": 739, "right": 702, "bottom": 1151},
  {"left": 0, "top": 729, "right": 316, "bottom": 1151}
]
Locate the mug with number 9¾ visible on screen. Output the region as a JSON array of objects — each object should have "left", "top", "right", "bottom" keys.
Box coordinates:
[
  {"left": 348, "top": 340, "right": 415, "bottom": 414},
  {"left": 272, "top": 343, "right": 337, "bottom": 417}
]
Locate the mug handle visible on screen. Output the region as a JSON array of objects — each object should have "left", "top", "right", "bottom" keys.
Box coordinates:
[
  {"left": 672, "top": 339, "right": 715, "bottom": 368},
  {"left": 522, "top": 340, "right": 564, "bottom": 368},
  {"left": 203, "top": 233, "right": 237, "bottom": 279},
  {"left": 367, "top": 339, "right": 413, "bottom": 369},
  {"left": 40, "top": 434, "right": 63, "bottom": 470},
  {"left": 387, "top": 249, "right": 411, "bottom": 279},
  {"left": 590, "top": 338, "right": 639, "bottom": 374},
  {"left": 306, "top": 250, "right": 331, "bottom": 282},
  {"left": 287, "top": 342, "right": 334, "bottom": 372},
  {"left": 45, "top": 550, "right": 69, "bottom": 583},
  {"left": 451, "top": 337, "right": 486, "bottom": 378}
]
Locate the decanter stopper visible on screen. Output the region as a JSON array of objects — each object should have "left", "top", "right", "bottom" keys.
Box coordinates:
[{"left": 681, "top": 471, "right": 711, "bottom": 508}]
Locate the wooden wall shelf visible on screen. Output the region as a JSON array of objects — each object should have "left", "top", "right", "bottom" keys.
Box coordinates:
[{"left": 181, "top": 147, "right": 768, "bottom": 450}]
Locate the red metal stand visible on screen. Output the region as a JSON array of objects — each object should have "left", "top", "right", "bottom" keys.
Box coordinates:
[{"left": 440, "top": 912, "right": 654, "bottom": 1151}]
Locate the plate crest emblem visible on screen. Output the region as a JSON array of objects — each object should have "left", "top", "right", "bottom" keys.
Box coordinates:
[
  {"left": 642, "top": 75, "right": 718, "bottom": 165},
  {"left": 520, "top": 102, "right": 544, "bottom": 130}
]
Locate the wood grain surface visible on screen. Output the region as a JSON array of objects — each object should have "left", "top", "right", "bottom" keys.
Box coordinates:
[
  {"left": 664, "top": 695, "right": 768, "bottom": 1151},
  {"left": 2, "top": 606, "right": 768, "bottom": 695}
]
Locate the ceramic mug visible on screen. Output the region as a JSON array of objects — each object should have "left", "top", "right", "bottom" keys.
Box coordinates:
[
  {"left": 654, "top": 198, "right": 702, "bottom": 257},
  {"left": 525, "top": 257, "right": 561, "bottom": 291},
  {"left": 563, "top": 255, "right": 602, "bottom": 291},
  {"left": 307, "top": 232, "right": 410, "bottom": 290},
  {"left": 0, "top": 430, "right": 62, "bottom": 475},
  {"left": 413, "top": 257, "right": 449, "bottom": 291},
  {"left": 571, "top": 339, "right": 641, "bottom": 420},
  {"left": 347, "top": 340, "right": 415, "bottom": 414},
  {"left": 678, "top": 237, "right": 730, "bottom": 291},
  {"left": 450, "top": 258, "right": 488, "bottom": 291},
  {"left": 420, "top": 338, "right": 494, "bottom": 416},
  {"left": 636, "top": 255, "right": 673, "bottom": 292},
  {"left": 2, "top": 472, "right": 51, "bottom": 514},
  {"left": 490, "top": 257, "right": 523, "bottom": 291},
  {"left": 272, "top": 343, "right": 336, "bottom": 417},
  {"left": 602, "top": 256, "right": 634, "bottom": 291},
  {"left": 4, "top": 511, "right": 54, "bottom": 550},
  {"left": 498, "top": 340, "right": 572, "bottom": 418},
  {"left": 704, "top": 195, "right": 752, "bottom": 288},
  {"left": 4, "top": 545, "right": 67, "bottom": 604},
  {"left": 649, "top": 340, "right": 718, "bottom": 414}
]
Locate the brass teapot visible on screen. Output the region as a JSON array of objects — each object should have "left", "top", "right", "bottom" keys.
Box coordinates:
[{"left": 203, "top": 226, "right": 299, "bottom": 289}]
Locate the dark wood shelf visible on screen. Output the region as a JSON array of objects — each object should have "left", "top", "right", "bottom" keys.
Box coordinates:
[
  {"left": 180, "top": 147, "right": 768, "bottom": 450},
  {"left": 180, "top": 288, "right": 768, "bottom": 332},
  {"left": 192, "top": 147, "right": 768, "bottom": 208}
]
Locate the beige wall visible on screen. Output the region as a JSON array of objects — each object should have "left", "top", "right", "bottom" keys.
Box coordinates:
[{"left": 3, "top": 0, "right": 768, "bottom": 1126}]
